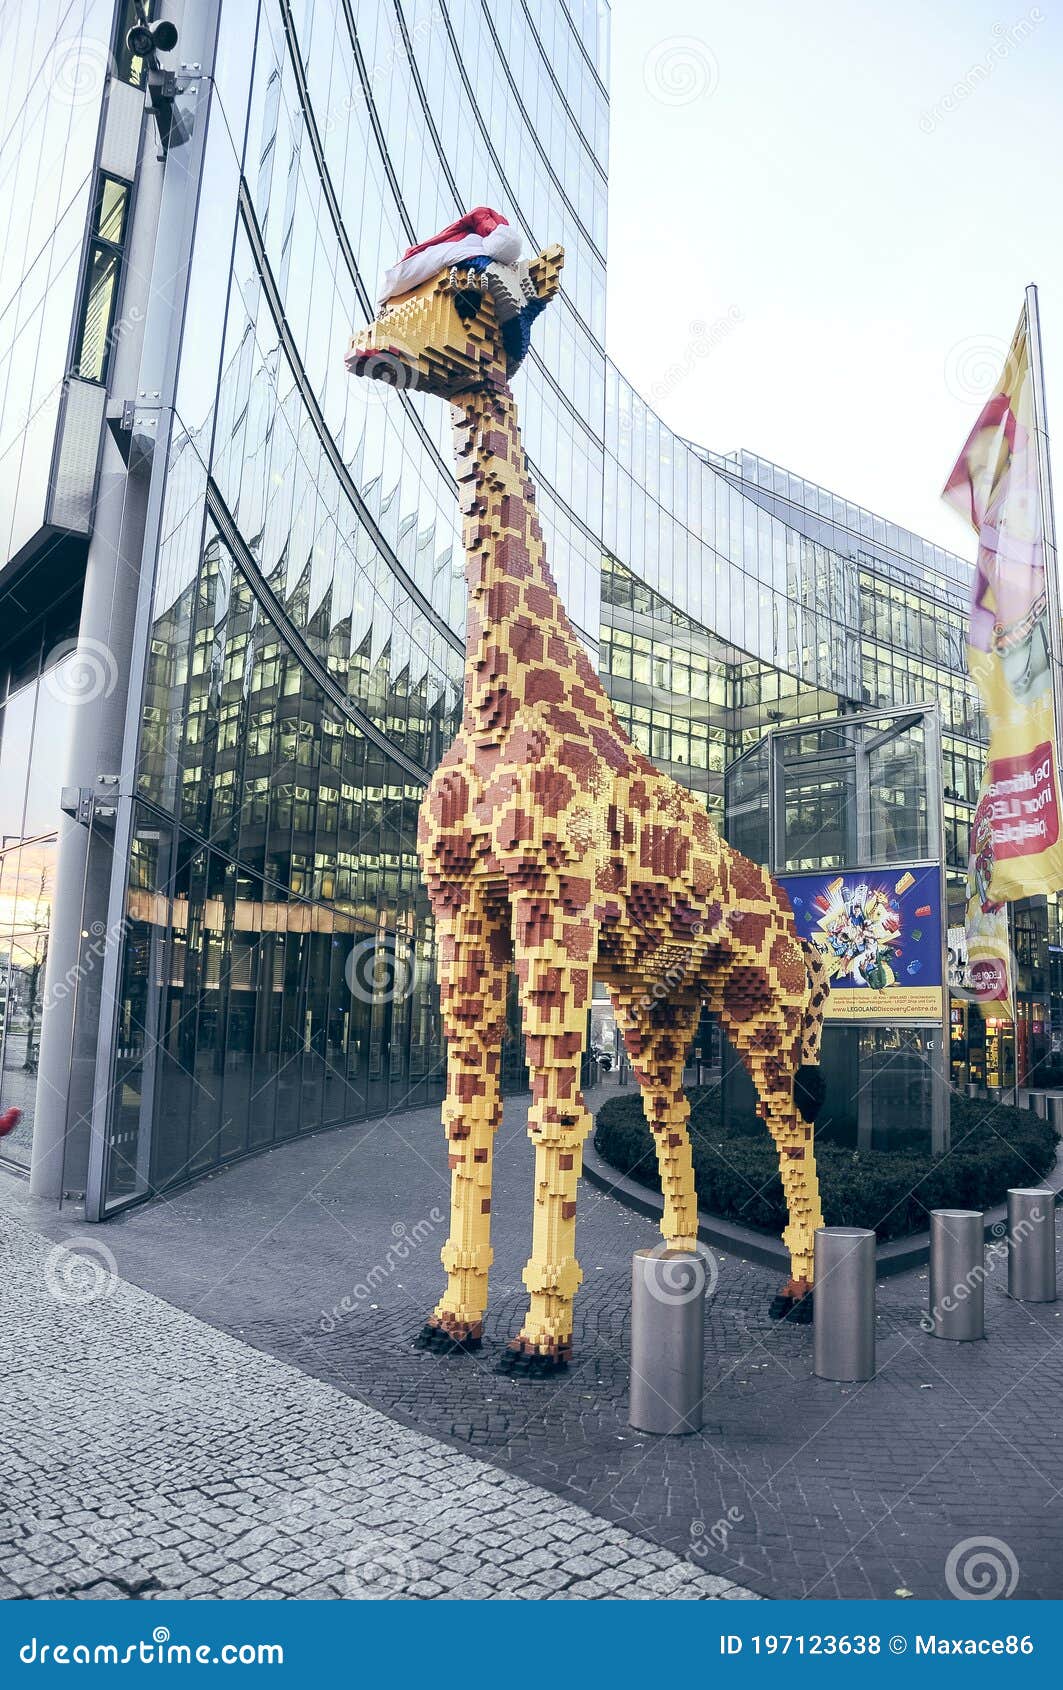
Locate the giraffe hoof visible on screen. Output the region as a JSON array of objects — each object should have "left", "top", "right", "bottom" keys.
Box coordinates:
[
  {"left": 413, "top": 1320, "right": 482, "bottom": 1355},
  {"left": 496, "top": 1341, "right": 570, "bottom": 1379}
]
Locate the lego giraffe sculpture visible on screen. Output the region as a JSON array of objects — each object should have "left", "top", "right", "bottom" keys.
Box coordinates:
[{"left": 347, "top": 215, "right": 829, "bottom": 1375}]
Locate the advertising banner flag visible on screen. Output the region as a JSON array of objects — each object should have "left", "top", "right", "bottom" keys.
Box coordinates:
[
  {"left": 778, "top": 867, "right": 943, "bottom": 1022},
  {"left": 942, "top": 304, "right": 1063, "bottom": 907},
  {"left": 962, "top": 902, "right": 1014, "bottom": 1018}
]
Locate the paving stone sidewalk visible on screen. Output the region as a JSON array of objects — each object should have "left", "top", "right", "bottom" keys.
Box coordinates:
[
  {"left": 3, "top": 1086, "right": 1062, "bottom": 1601},
  {"left": 0, "top": 1213, "right": 754, "bottom": 1600}
]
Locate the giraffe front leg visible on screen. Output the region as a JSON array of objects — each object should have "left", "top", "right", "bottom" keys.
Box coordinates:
[
  {"left": 416, "top": 885, "right": 509, "bottom": 1356},
  {"left": 499, "top": 884, "right": 597, "bottom": 1378}
]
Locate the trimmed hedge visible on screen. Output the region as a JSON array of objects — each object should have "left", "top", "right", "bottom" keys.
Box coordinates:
[{"left": 593, "top": 1085, "right": 1058, "bottom": 1243}]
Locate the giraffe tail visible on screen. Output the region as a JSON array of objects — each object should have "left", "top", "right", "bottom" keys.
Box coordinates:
[{"left": 794, "top": 940, "right": 831, "bottom": 1124}]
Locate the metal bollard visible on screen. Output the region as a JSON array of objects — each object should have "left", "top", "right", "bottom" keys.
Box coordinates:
[
  {"left": 629, "top": 1248, "right": 706, "bottom": 1434},
  {"left": 1032, "top": 1092, "right": 1049, "bottom": 1120},
  {"left": 1050, "top": 1096, "right": 1063, "bottom": 1134},
  {"left": 1007, "top": 1188, "right": 1057, "bottom": 1303},
  {"left": 928, "top": 1210, "right": 985, "bottom": 1340},
  {"left": 812, "top": 1227, "right": 875, "bottom": 1382}
]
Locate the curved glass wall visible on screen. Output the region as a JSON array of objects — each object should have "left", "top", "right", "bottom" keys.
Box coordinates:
[
  {"left": 102, "top": 0, "right": 991, "bottom": 1202},
  {"left": 3, "top": 0, "right": 995, "bottom": 1206},
  {"left": 97, "top": 0, "right": 619, "bottom": 1202},
  {"left": 110, "top": 511, "right": 449, "bottom": 1204}
]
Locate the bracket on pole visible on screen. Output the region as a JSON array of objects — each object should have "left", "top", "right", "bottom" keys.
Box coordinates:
[{"left": 60, "top": 777, "right": 121, "bottom": 829}]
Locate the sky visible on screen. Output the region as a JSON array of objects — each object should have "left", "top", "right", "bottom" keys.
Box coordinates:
[{"left": 604, "top": 0, "right": 1062, "bottom": 558}]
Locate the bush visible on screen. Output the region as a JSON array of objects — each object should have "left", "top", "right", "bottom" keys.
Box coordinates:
[{"left": 593, "top": 1085, "right": 1058, "bottom": 1243}]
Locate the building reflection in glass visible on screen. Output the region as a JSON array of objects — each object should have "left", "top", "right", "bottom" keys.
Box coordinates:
[
  {"left": 0, "top": 595, "right": 83, "bottom": 1168},
  {"left": 97, "top": 513, "right": 458, "bottom": 1203}
]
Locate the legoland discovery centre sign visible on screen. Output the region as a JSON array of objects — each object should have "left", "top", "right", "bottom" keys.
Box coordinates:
[{"left": 778, "top": 866, "right": 944, "bottom": 1022}]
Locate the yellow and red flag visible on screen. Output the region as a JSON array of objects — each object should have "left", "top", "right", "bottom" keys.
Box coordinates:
[
  {"left": 942, "top": 301, "right": 1063, "bottom": 1016},
  {"left": 943, "top": 305, "right": 1063, "bottom": 904}
]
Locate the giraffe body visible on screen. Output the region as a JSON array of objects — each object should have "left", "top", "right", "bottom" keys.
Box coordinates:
[{"left": 347, "top": 233, "right": 828, "bottom": 1370}]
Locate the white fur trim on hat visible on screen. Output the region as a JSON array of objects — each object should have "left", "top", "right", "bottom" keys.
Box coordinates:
[{"left": 378, "top": 225, "right": 523, "bottom": 306}]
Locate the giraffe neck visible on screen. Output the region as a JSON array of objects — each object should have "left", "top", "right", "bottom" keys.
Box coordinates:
[{"left": 451, "top": 385, "right": 602, "bottom": 738}]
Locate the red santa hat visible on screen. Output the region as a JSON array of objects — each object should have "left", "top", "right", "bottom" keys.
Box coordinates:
[
  {"left": 378, "top": 206, "right": 522, "bottom": 305},
  {"left": 400, "top": 206, "right": 509, "bottom": 258}
]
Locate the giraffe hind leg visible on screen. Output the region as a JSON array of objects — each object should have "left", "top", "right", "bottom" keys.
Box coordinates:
[
  {"left": 611, "top": 989, "right": 701, "bottom": 1250},
  {"left": 777, "top": 944, "right": 832, "bottom": 1320},
  {"left": 717, "top": 980, "right": 824, "bottom": 1323},
  {"left": 794, "top": 939, "right": 831, "bottom": 1126}
]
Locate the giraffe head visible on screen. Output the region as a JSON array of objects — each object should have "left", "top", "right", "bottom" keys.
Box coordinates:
[{"left": 346, "top": 229, "right": 563, "bottom": 401}]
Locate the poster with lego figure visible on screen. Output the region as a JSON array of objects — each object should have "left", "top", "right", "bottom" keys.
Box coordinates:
[{"left": 778, "top": 866, "right": 943, "bottom": 1021}]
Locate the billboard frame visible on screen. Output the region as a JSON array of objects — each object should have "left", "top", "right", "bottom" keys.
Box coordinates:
[{"left": 726, "top": 702, "right": 949, "bottom": 1152}]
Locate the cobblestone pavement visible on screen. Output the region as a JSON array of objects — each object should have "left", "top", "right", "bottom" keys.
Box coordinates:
[
  {"left": 3, "top": 1089, "right": 1062, "bottom": 1601},
  {"left": 0, "top": 1214, "right": 754, "bottom": 1600}
]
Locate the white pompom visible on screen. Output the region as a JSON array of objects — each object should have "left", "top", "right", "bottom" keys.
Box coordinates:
[{"left": 483, "top": 226, "right": 522, "bottom": 265}]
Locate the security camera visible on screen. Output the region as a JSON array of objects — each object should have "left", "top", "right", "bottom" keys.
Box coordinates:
[{"left": 126, "top": 18, "right": 179, "bottom": 60}]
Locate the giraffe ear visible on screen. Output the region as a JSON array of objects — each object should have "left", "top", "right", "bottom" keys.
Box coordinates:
[{"left": 528, "top": 245, "right": 564, "bottom": 303}]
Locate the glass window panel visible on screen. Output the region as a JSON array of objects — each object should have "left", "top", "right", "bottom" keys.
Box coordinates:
[
  {"left": 152, "top": 843, "right": 196, "bottom": 1189},
  {"left": 96, "top": 178, "right": 129, "bottom": 245},
  {"left": 74, "top": 246, "right": 120, "bottom": 381},
  {"left": 103, "top": 815, "right": 171, "bottom": 1208},
  {"left": 186, "top": 850, "right": 225, "bottom": 1174}
]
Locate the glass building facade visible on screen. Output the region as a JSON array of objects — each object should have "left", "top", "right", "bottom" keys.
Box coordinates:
[{"left": 0, "top": 0, "right": 1042, "bottom": 1218}]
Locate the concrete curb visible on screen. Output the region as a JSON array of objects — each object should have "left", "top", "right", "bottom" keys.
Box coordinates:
[{"left": 581, "top": 1138, "right": 1063, "bottom": 1280}]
